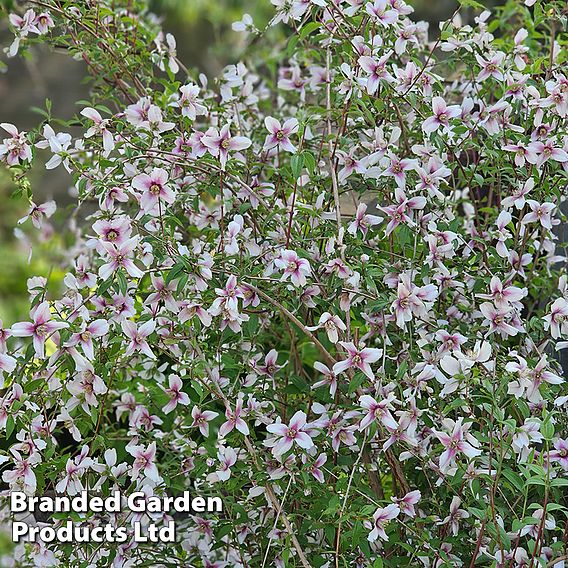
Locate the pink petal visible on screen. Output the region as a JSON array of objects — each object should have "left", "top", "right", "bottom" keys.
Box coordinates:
[
  {"left": 80, "top": 107, "right": 102, "bottom": 122},
  {"left": 264, "top": 116, "right": 281, "bottom": 134},
  {"left": 10, "top": 322, "right": 36, "bottom": 337},
  {"left": 289, "top": 410, "right": 307, "bottom": 430},
  {"left": 229, "top": 136, "right": 252, "bottom": 151},
  {"left": 295, "top": 432, "right": 314, "bottom": 449}
]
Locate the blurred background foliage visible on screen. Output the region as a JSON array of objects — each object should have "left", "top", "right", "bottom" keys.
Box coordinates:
[{"left": 0, "top": 0, "right": 491, "bottom": 324}]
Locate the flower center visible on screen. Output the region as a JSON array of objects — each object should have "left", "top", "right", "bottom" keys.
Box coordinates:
[{"left": 36, "top": 324, "right": 48, "bottom": 337}]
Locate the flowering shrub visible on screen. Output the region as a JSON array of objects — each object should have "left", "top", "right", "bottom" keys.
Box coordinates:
[{"left": 1, "top": 0, "right": 568, "bottom": 566}]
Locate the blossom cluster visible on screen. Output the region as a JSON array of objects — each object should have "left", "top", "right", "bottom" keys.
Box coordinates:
[{"left": 1, "top": 0, "right": 568, "bottom": 566}]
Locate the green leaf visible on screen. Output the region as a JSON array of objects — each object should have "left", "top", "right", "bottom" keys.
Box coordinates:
[
  {"left": 291, "top": 375, "right": 310, "bottom": 393},
  {"left": 291, "top": 154, "right": 304, "bottom": 180},
  {"left": 302, "top": 151, "right": 316, "bottom": 175},
  {"left": 502, "top": 470, "right": 525, "bottom": 493},
  {"left": 5, "top": 416, "right": 15, "bottom": 438},
  {"left": 541, "top": 414, "right": 554, "bottom": 440},
  {"left": 299, "top": 22, "right": 321, "bottom": 40},
  {"left": 166, "top": 262, "right": 185, "bottom": 285},
  {"left": 116, "top": 269, "right": 128, "bottom": 295},
  {"left": 348, "top": 373, "right": 366, "bottom": 394},
  {"left": 98, "top": 277, "right": 114, "bottom": 296},
  {"left": 457, "top": 0, "right": 484, "bottom": 10},
  {"left": 215, "top": 524, "right": 233, "bottom": 539}
]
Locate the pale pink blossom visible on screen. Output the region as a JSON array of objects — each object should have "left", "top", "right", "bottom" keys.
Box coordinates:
[
  {"left": 526, "top": 140, "right": 568, "bottom": 167},
  {"left": 379, "top": 154, "right": 418, "bottom": 189},
  {"left": 302, "top": 453, "right": 327, "bottom": 483},
  {"left": 191, "top": 407, "right": 219, "bottom": 437},
  {"left": 501, "top": 178, "right": 533, "bottom": 211},
  {"left": 80, "top": 107, "right": 115, "bottom": 154},
  {"left": 392, "top": 489, "right": 421, "bottom": 517},
  {"left": 132, "top": 167, "right": 175, "bottom": 214},
  {"left": 18, "top": 200, "right": 56, "bottom": 230},
  {"left": 543, "top": 298, "right": 568, "bottom": 339},
  {"left": 0, "top": 352, "right": 16, "bottom": 375},
  {"left": 347, "top": 203, "right": 381, "bottom": 237},
  {"left": 127, "top": 442, "right": 160, "bottom": 482},
  {"left": 172, "top": 84, "right": 206, "bottom": 120},
  {"left": 263, "top": 117, "right": 299, "bottom": 153},
  {"left": 358, "top": 54, "right": 393, "bottom": 95},
  {"left": 358, "top": 393, "right": 398, "bottom": 431},
  {"left": 2, "top": 449, "right": 38, "bottom": 493},
  {"left": 422, "top": 96, "right": 461, "bottom": 134},
  {"left": 477, "top": 276, "right": 527, "bottom": 309},
  {"left": 255, "top": 349, "right": 285, "bottom": 377},
  {"left": 521, "top": 200, "right": 556, "bottom": 229},
  {"left": 0, "top": 123, "right": 32, "bottom": 165},
  {"left": 178, "top": 301, "right": 212, "bottom": 327},
  {"left": 121, "top": 319, "right": 156, "bottom": 358},
  {"left": 550, "top": 439, "right": 568, "bottom": 471},
  {"left": 155, "top": 32, "right": 179, "bottom": 74},
  {"left": 433, "top": 418, "right": 481, "bottom": 473},
  {"left": 219, "top": 398, "right": 249, "bottom": 437},
  {"left": 475, "top": 52, "right": 505, "bottom": 82},
  {"left": 312, "top": 362, "right": 338, "bottom": 397},
  {"left": 479, "top": 302, "right": 521, "bottom": 337},
  {"left": 365, "top": 0, "right": 398, "bottom": 26},
  {"left": 367, "top": 503, "right": 400, "bottom": 541},
  {"left": 333, "top": 342, "right": 382, "bottom": 380},
  {"left": 438, "top": 496, "right": 469, "bottom": 536},
  {"left": 504, "top": 142, "right": 530, "bottom": 167},
  {"left": 99, "top": 237, "right": 144, "bottom": 281},
  {"left": 266, "top": 410, "right": 314, "bottom": 456},
  {"left": 66, "top": 319, "right": 109, "bottom": 360},
  {"left": 214, "top": 447, "right": 238, "bottom": 481},
  {"left": 162, "top": 375, "right": 190, "bottom": 414},
  {"left": 90, "top": 217, "right": 132, "bottom": 250},
  {"left": 274, "top": 249, "right": 311, "bottom": 287},
  {"left": 201, "top": 125, "right": 252, "bottom": 170},
  {"left": 337, "top": 149, "right": 367, "bottom": 184},
  {"left": 306, "top": 312, "right": 346, "bottom": 343},
  {"left": 11, "top": 301, "right": 69, "bottom": 358}
]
